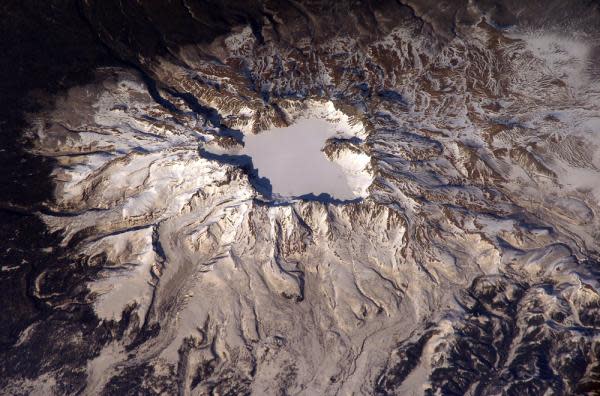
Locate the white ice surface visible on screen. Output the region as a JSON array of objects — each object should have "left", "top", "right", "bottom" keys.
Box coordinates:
[{"left": 242, "top": 118, "right": 359, "bottom": 200}]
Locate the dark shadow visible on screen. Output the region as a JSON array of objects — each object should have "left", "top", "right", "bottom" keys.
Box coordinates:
[
  {"left": 377, "top": 89, "right": 409, "bottom": 107},
  {"left": 168, "top": 91, "right": 223, "bottom": 128},
  {"left": 294, "top": 192, "right": 363, "bottom": 205},
  {"left": 326, "top": 136, "right": 364, "bottom": 145},
  {"left": 0, "top": 1, "right": 128, "bottom": 390},
  {"left": 198, "top": 148, "right": 272, "bottom": 197},
  {"left": 168, "top": 91, "right": 245, "bottom": 143},
  {"left": 138, "top": 71, "right": 180, "bottom": 114}
]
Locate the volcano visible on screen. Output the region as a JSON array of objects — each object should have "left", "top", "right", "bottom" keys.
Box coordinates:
[{"left": 1, "top": 1, "right": 600, "bottom": 395}]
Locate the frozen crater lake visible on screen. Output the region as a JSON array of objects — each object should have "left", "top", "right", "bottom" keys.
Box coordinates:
[{"left": 241, "top": 118, "right": 365, "bottom": 201}]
